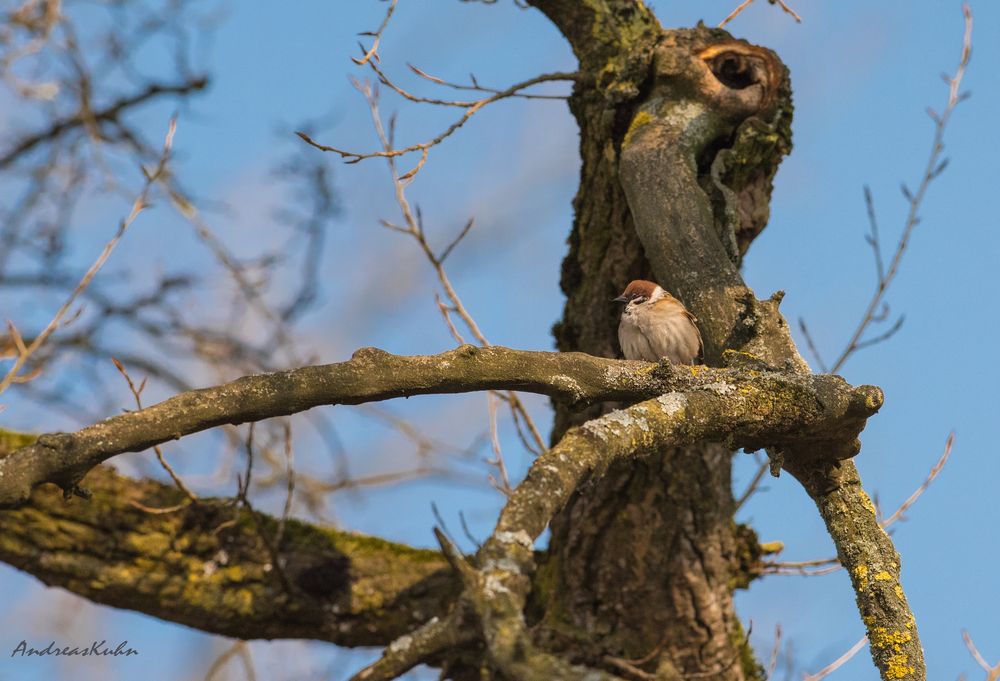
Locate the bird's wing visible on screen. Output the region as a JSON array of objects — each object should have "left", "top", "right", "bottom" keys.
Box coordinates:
[
  {"left": 683, "top": 309, "right": 704, "bottom": 363},
  {"left": 644, "top": 296, "right": 702, "bottom": 364}
]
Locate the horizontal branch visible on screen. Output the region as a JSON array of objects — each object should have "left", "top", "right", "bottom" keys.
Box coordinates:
[
  {"left": 0, "top": 462, "right": 459, "bottom": 647},
  {"left": 0, "top": 345, "right": 880, "bottom": 507}
]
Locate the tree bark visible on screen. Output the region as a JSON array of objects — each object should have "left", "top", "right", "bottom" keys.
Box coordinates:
[
  {"left": 538, "top": 6, "right": 796, "bottom": 679},
  {"left": 534, "top": 4, "right": 923, "bottom": 679},
  {"left": 0, "top": 462, "right": 459, "bottom": 647}
]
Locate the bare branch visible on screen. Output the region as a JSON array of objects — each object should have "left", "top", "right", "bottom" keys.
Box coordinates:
[
  {"left": 0, "top": 345, "right": 883, "bottom": 507},
  {"left": 735, "top": 459, "right": 769, "bottom": 510},
  {"left": 0, "top": 77, "right": 206, "bottom": 170},
  {"left": 112, "top": 356, "right": 199, "bottom": 506},
  {"left": 881, "top": 431, "right": 954, "bottom": 529},
  {"left": 797, "top": 318, "right": 829, "bottom": 374},
  {"left": 364, "top": 368, "right": 879, "bottom": 680},
  {"left": 296, "top": 71, "right": 576, "bottom": 165},
  {"left": 353, "top": 76, "right": 549, "bottom": 468},
  {"left": 719, "top": 0, "right": 802, "bottom": 29},
  {"left": 351, "top": 0, "right": 398, "bottom": 67},
  {"left": 828, "top": 5, "right": 972, "bottom": 373},
  {"left": 0, "top": 117, "right": 177, "bottom": 396},
  {"left": 962, "top": 630, "right": 1000, "bottom": 680},
  {"left": 767, "top": 624, "right": 782, "bottom": 679},
  {"left": 349, "top": 611, "right": 473, "bottom": 681},
  {"left": 803, "top": 635, "right": 868, "bottom": 681}
]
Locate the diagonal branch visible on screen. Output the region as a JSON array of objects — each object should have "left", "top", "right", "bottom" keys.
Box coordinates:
[{"left": 355, "top": 365, "right": 882, "bottom": 679}]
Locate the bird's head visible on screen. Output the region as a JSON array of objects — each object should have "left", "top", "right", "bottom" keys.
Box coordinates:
[{"left": 612, "top": 279, "right": 663, "bottom": 307}]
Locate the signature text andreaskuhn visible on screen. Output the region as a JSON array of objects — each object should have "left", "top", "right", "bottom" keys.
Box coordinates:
[{"left": 11, "top": 640, "right": 139, "bottom": 657}]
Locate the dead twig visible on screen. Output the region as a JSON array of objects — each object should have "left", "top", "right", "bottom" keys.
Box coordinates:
[
  {"left": 0, "top": 117, "right": 177, "bottom": 397},
  {"left": 112, "top": 357, "right": 199, "bottom": 506},
  {"left": 802, "top": 634, "right": 868, "bottom": 680},
  {"left": 351, "top": 0, "right": 397, "bottom": 67},
  {"left": 880, "top": 431, "right": 954, "bottom": 529},
  {"left": 297, "top": 71, "right": 576, "bottom": 168},
  {"left": 818, "top": 5, "right": 973, "bottom": 373},
  {"left": 962, "top": 630, "right": 1000, "bottom": 681},
  {"left": 719, "top": 0, "right": 802, "bottom": 29}
]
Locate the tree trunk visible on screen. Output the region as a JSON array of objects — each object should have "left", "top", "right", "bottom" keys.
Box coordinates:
[{"left": 536, "top": 6, "right": 794, "bottom": 678}]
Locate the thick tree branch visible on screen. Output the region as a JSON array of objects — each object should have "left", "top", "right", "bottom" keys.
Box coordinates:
[
  {"left": 0, "top": 346, "right": 877, "bottom": 507},
  {"left": 364, "top": 366, "right": 881, "bottom": 679},
  {"left": 787, "top": 460, "right": 923, "bottom": 681},
  {"left": 0, "top": 462, "right": 459, "bottom": 647},
  {"left": 526, "top": 0, "right": 660, "bottom": 102}
]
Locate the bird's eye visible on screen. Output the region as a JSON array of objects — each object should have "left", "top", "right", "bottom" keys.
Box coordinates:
[{"left": 632, "top": 296, "right": 646, "bottom": 304}]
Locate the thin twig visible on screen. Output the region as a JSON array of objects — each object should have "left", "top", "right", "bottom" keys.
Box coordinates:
[
  {"left": 803, "top": 635, "right": 868, "bottom": 680},
  {"left": 880, "top": 431, "right": 954, "bottom": 529},
  {"left": 0, "top": 78, "right": 205, "bottom": 171},
  {"left": 203, "top": 640, "right": 257, "bottom": 681},
  {"left": 351, "top": 0, "right": 397, "bottom": 67},
  {"left": 485, "top": 391, "right": 512, "bottom": 495},
  {"left": 827, "top": 5, "right": 972, "bottom": 373},
  {"left": 768, "top": 624, "right": 782, "bottom": 679},
  {"left": 407, "top": 62, "right": 568, "bottom": 100},
  {"left": 458, "top": 509, "right": 482, "bottom": 551},
  {"left": 439, "top": 217, "right": 475, "bottom": 262},
  {"left": 763, "top": 430, "right": 955, "bottom": 577},
  {"left": 719, "top": 0, "right": 801, "bottom": 29},
  {"left": 758, "top": 563, "right": 842, "bottom": 577},
  {"left": 272, "top": 421, "right": 296, "bottom": 551},
  {"left": 345, "top": 79, "right": 549, "bottom": 482},
  {"left": 0, "top": 117, "right": 177, "bottom": 396},
  {"left": 735, "top": 459, "right": 769, "bottom": 510},
  {"left": 962, "top": 630, "right": 1000, "bottom": 680},
  {"left": 797, "top": 319, "right": 829, "bottom": 374},
  {"left": 112, "top": 357, "right": 199, "bottom": 505},
  {"left": 296, "top": 71, "right": 577, "bottom": 167}
]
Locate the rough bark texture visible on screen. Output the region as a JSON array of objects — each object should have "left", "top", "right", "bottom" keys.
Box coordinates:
[
  {"left": 787, "top": 459, "right": 923, "bottom": 681},
  {"left": 534, "top": 4, "right": 923, "bottom": 679},
  {"left": 0, "top": 347, "right": 862, "bottom": 508},
  {"left": 0, "top": 345, "right": 685, "bottom": 507},
  {"left": 351, "top": 365, "right": 883, "bottom": 681},
  {"left": 0, "top": 455, "right": 458, "bottom": 647},
  {"left": 537, "top": 8, "right": 795, "bottom": 679}
]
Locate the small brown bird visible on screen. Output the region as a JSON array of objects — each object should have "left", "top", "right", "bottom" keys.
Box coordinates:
[{"left": 614, "top": 279, "right": 703, "bottom": 364}]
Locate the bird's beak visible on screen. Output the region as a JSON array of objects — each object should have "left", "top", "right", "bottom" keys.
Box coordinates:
[{"left": 612, "top": 294, "right": 629, "bottom": 303}]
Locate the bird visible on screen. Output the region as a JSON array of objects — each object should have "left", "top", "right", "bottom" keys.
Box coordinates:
[{"left": 613, "top": 279, "right": 703, "bottom": 364}]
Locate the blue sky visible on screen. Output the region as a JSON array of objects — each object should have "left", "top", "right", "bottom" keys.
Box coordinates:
[{"left": 2, "top": 1, "right": 998, "bottom": 680}]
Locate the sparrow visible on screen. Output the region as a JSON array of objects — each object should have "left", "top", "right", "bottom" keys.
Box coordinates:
[{"left": 614, "top": 279, "right": 703, "bottom": 364}]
